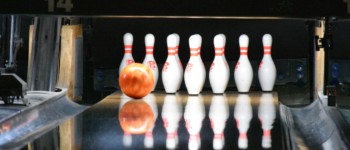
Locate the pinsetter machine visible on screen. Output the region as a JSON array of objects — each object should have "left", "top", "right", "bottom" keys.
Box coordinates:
[{"left": 0, "top": 73, "right": 28, "bottom": 105}]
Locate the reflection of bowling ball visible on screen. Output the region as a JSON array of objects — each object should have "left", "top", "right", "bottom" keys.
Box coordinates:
[
  {"left": 119, "top": 63, "right": 154, "bottom": 99},
  {"left": 119, "top": 100, "right": 155, "bottom": 134}
]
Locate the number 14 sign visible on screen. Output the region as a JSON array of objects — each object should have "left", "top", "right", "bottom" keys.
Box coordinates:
[{"left": 46, "top": 0, "right": 74, "bottom": 12}]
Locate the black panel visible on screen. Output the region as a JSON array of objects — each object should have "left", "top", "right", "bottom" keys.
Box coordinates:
[
  {"left": 89, "top": 18, "right": 309, "bottom": 69},
  {"left": 332, "top": 20, "right": 350, "bottom": 59},
  {"left": 0, "top": 0, "right": 347, "bottom": 17}
]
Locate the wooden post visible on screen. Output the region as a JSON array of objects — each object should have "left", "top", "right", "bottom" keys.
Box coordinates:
[
  {"left": 315, "top": 20, "right": 325, "bottom": 94},
  {"left": 27, "top": 25, "right": 33, "bottom": 83},
  {"left": 57, "top": 24, "right": 83, "bottom": 150},
  {"left": 56, "top": 25, "right": 83, "bottom": 100}
]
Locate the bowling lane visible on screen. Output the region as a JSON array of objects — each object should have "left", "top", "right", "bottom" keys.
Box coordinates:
[{"left": 79, "top": 91, "right": 283, "bottom": 150}]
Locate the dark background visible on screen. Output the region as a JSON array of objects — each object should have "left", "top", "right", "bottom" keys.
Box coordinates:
[
  {"left": 91, "top": 18, "right": 310, "bottom": 69},
  {"left": 0, "top": 0, "right": 347, "bottom": 17}
]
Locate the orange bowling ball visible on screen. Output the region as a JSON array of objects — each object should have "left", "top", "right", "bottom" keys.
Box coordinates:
[
  {"left": 119, "top": 63, "right": 154, "bottom": 99},
  {"left": 119, "top": 100, "right": 155, "bottom": 134}
]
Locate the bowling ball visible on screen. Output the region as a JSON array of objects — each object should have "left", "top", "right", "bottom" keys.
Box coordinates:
[
  {"left": 119, "top": 63, "right": 154, "bottom": 99},
  {"left": 119, "top": 100, "right": 155, "bottom": 134}
]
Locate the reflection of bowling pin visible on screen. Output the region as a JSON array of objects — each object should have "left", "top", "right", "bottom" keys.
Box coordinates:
[
  {"left": 143, "top": 94, "right": 158, "bottom": 148},
  {"left": 143, "top": 34, "right": 159, "bottom": 92},
  {"left": 209, "top": 34, "right": 230, "bottom": 94},
  {"left": 258, "top": 93, "right": 276, "bottom": 149},
  {"left": 234, "top": 94, "right": 252, "bottom": 149},
  {"left": 209, "top": 95, "right": 229, "bottom": 150},
  {"left": 162, "top": 94, "right": 183, "bottom": 149},
  {"left": 184, "top": 95, "right": 205, "bottom": 150},
  {"left": 119, "top": 33, "right": 135, "bottom": 74},
  {"left": 162, "top": 34, "right": 182, "bottom": 94},
  {"left": 234, "top": 34, "right": 253, "bottom": 93},
  {"left": 119, "top": 95, "right": 133, "bottom": 147},
  {"left": 123, "top": 133, "right": 132, "bottom": 148},
  {"left": 174, "top": 33, "right": 183, "bottom": 91},
  {"left": 258, "top": 34, "right": 277, "bottom": 92},
  {"left": 184, "top": 34, "right": 206, "bottom": 95}
]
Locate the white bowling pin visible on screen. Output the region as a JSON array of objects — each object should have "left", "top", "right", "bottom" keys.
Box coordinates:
[
  {"left": 258, "top": 34, "right": 277, "bottom": 92},
  {"left": 197, "top": 40, "right": 206, "bottom": 93},
  {"left": 143, "top": 34, "right": 159, "bottom": 92},
  {"left": 184, "top": 34, "right": 206, "bottom": 95},
  {"left": 209, "top": 95, "right": 229, "bottom": 149},
  {"left": 234, "top": 94, "right": 252, "bottom": 149},
  {"left": 184, "top": 95, "right": 205, "bottom": 150},
  {"left": 234, "top": 34, "right": 253, "bottom": 93},
  {"left": 162, "top": 34, "right": 182, "bottom": 93},
  {"left": 221, "top": 34, "right": 230, "bottom": 80},
  {"left": 174, "top": 33, "right": 183, "bottom": 91},
  {"left": 209, "top": 34, "right": 230, "bottom": 94},
  {"left": 162, "top": 94, "right": 183, "bottom": 149},
  {"left": 258, "top": 93, "right": 276, "bottom": 149},
  {"left": 144, "top": 94, "right": 158, "bottom": 148},
  {"left": 119, "top": 33, "right": 135, "bottom": 74}
]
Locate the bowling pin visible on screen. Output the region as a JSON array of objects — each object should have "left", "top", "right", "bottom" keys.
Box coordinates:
[
  {"left": 221, "top": 35, "right": 230, "bottom": 80},
  {"left": 184, "top": 95, "right": 205, "bottom": 150},
  {"left": 234, "top": 34, "right": 253, "bottom": 93},
  {"left": 234, "top": 94, "right": 252, "bottom": 149},
  {"left": 258, "top": 34, "right": 277, "bottom": 92},
  {"left": 209, "top": 34, "right": 230, "bottom": 94},
  {"left": 162, "top": 34, "right": 182, "bottom": 94},
  {"left": 258, "top": 93, "right": 276, "bottom": 149},
  {"left": 144, "top": 94, "right": 158, "bottom": 148},
  {"left": 143, "top": 34, "right": 159, "bottom": 92},
  {"left": 174, "top": 33, "right": 183, "bottom": 91},
  {"left": 119, "top": 33, "right": 135, "bottom": 74},
  {"left": 198, "top": 41, "right": 206, "bottom": 93},
  {"left": 184, "top": 34, "right": 206, "bottom": 95},
  {"left": 209, "top": 95, "right": 229, "bottom": 149},
  {"left": 162, "top": 94, "right": 183, "bottom": 149}
]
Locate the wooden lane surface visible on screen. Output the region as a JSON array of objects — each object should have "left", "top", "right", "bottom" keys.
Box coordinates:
[{"left": 94, "top": 91, "right": 279, "bottom": 107}]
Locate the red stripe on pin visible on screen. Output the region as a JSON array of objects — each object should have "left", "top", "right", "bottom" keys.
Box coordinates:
[
  {"left": 167, "top": 133, "right": 176, "bottom": 138},
  {"left": 263, "top": 130, "right": 271, "bottom": 136},
  {"left": 146, "top": 51, "right": 153, "bottom": 54},
  {"left": 191, "top": 53, "right": 200, "bottom": 56},
  {"left": 168, "top": 47, "right": 176, "bottom": 50},
  {"left": 264, "top": 46, "right": 272, "bottom": 49},
  {"left": 125, "top": 50, "right": 132, "bottom": 53},
  {"left": 146, "top": 46, "right": 154, "bottom": 49},
  {"left": 214, "top": 133, "right": 224, "bottom": 139},
  {"left": 215, "top": 52, "right": 224, "bottom": 56},
  {"left": 124, "top": 132, "right": 131, "bottom": 135},
  {"left": 240, "top": 47, "right": 248, "bottom": 50},
  {"left": 215, "top": 47, "right": 224, "bottom": 51},
  {"left": 240, "top": 133, "right": 247, "bottom": 138},
  {"left": 190, "top": 47, "right": 201, "bottom": 51},
  {"left": 240, "top": 52, "right": 248, "bottom": 55},
  {"left": 124, "top": 45, "right": 132, "bottom": 49},
  {"left": 264, "top": 51, "right": 271, "bottom": 55},
  {"left": 145, "top": 132, "right": 152, "bottom": 136},
  {"left": 189, "top": 134, "right": 200, "bottom": 140}
]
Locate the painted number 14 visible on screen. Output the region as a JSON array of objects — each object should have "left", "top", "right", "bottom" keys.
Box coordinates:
[{"left": 46, "top": 0, "right": 74, "bottom": 12}]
